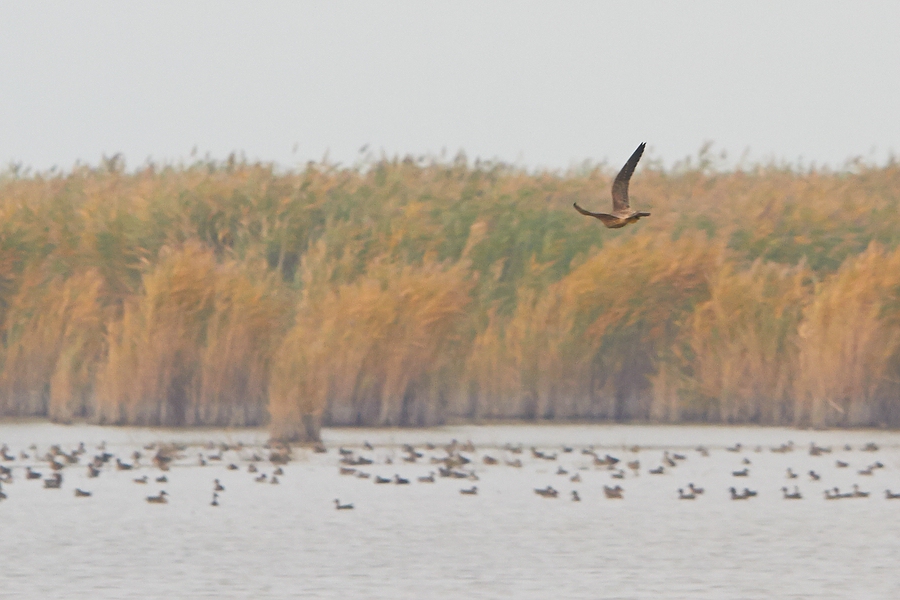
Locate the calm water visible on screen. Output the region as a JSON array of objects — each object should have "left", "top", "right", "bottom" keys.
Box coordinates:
[{"left": 1, "top": 421, "right": 899, "bottom": 599}]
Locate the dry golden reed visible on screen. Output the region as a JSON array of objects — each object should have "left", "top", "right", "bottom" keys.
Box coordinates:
[
  {"left": 269, "top": 259, "right": 470, "bottom": 440},
  {"left": 1, "top": 154, "right": 899, "bottom": 439},
  {"left": 95, "top": 243, "right": 289, "bottom": 426},
  {"left": 795, "top": 244, "right": 900, "bottom": 427}
]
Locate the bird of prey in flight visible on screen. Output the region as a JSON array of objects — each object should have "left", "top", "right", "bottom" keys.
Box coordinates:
[{"left": 573, "top": 143, "right": 650, "bottom": 228}]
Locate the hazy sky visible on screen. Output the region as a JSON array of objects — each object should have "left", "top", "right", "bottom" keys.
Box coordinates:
[{"left": 1, "top": 1, "right": 898, "bottom": 172}]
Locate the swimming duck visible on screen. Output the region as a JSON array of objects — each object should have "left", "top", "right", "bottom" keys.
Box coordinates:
[
  {"left": 809, "top": 470, "right": 821, "bottom": 481},
  {"left": 732, "top": 468, "right": 749, "bottom": 477},
  {"left": 214, "top": 479, "right": 225, "bottom": 491},
  {"left": 134, "top": 475, "right": 148, "bottom": 484},
  {"left": 649, "top": 466, "right": 665, "bottom": 475},
  {"left": 460, "top": 486, "right": 478, "bottom": 495},
  {"left": 781, "top": 486, "right": 802, "bottom": 500},
  {"left": 688, "top": 483, "right": 704, "bottom": 495},
  {"left": 573, "top": 143, "right": 650, "bottom": 228},
  {"left": 852, "top": 484, "right": 870, "bottom": 498},
  {"left": 73, "top": 488, "right": 92, "bottom": 498},
  {"left": 884, "top": 490, "right": 900, "bottom": 499},
  {"left": 535, "top": 486, "right": 559, "bottom": 498},
  {"left": 570, "top": 473, "right": 581, "bottom": 483},
  {"left": 374, "top": 475, "right": 391, "bottom": 484},
  {"left": 571, "top": 490, "right": 581, "bottom": 502},
  {"left": 146, "top": 491, "right": 168, "bottom": 504},
  {"left": 255, "top": 474, "right": 267, "bottom": 483},
  {"left": 603, "top": 485, "right": 624, "bottom": 499},
  {"left": 832, "top": 487, "right": 854, "bottom": 499},
  {"left": 394, "top": 475, "right": 410, "bottom": 485},
  {"left": 729, "top": 487, "right": 750, "bottom": 500},
  {"left": 678, "top": 488, "right": 696, "bottom": 500},
  {"left": 786, "top": 468, "right": 798, "bottom": 479},
  {"left": 809, "top": 443, "right": 831, "bottom": 456},
  {"left": 417, "top": 472, "right": 435, "bottom": 483},
  {"left": 211, "top": 492, "right": 219, "bottom": 506},
  {"left": 26, "top": 467, "right": 41, "bottom": 480},
  {"left": 601, "top": 454, "right": 620, "bottom": 466},
  {"left": 156, "top": 475, "right": 168, "bottom": 483},
  {"left": 334, "top": 499, "right": 354, "bottom": 510}
]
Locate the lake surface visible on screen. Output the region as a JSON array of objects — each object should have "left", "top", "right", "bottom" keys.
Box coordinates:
[{"left": 1, "top": 421, "right": 899, "bottom": 599}]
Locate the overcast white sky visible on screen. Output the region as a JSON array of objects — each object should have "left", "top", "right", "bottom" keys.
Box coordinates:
[{"left": 1, "top": 1, "right": 898, "bottom": 172}]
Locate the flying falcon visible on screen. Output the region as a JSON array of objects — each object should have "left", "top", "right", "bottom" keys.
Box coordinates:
[{"left": 573, "top": 143, "right": 650, "bottom": 228}]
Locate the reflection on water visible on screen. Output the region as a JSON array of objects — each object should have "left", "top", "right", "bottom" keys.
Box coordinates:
[{"left": 1, "top": 421, "right": 899, "bottom": 599}]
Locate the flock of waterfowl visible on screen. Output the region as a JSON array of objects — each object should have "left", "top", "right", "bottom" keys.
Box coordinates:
[
  {"left": 329, "top": 438, "right": 900, "bottom": 506},
  {"left": 0, "top": 438, "right": 897, "bottom": 510},
  {"left": 0, "top": 440, "right": 290, "bottom": 507}
]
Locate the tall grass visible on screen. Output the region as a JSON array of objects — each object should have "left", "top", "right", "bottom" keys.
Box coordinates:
[
  {"left": 1, "top": 155, "right": 900, "bottom": 438},
  {"left": 269, "top": 258, "right": 471, "bottom": 440},
  {"left": 795, "top": 244, "right": 900, "bottom": 427},
  {"left": 688, "top": 260, "right": 811, "bottom": 424},
  {"left": 95, "top": 243, "right": 289, "bottom": 426}
]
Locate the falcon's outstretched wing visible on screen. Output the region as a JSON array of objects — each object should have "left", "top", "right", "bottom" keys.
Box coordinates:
[
  {"left": 611, "top": 142, "right": 645, "bottom": 212},
  {"left": 573, "top": 202, "right": 607, "bottom": 219}
]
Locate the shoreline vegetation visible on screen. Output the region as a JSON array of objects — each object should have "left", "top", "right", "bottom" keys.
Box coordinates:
[{"left": 1, "top": 151, "right": 899, "bottom": 441}]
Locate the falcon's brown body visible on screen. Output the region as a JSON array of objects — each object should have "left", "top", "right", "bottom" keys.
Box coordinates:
[{"left": 574, "top": 143, "right": 650, "bottom": 228}]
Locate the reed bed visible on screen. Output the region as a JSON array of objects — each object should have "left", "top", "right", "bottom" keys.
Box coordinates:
[{"left": 0, "top": 155, "right": 899, "bottom": 439}]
